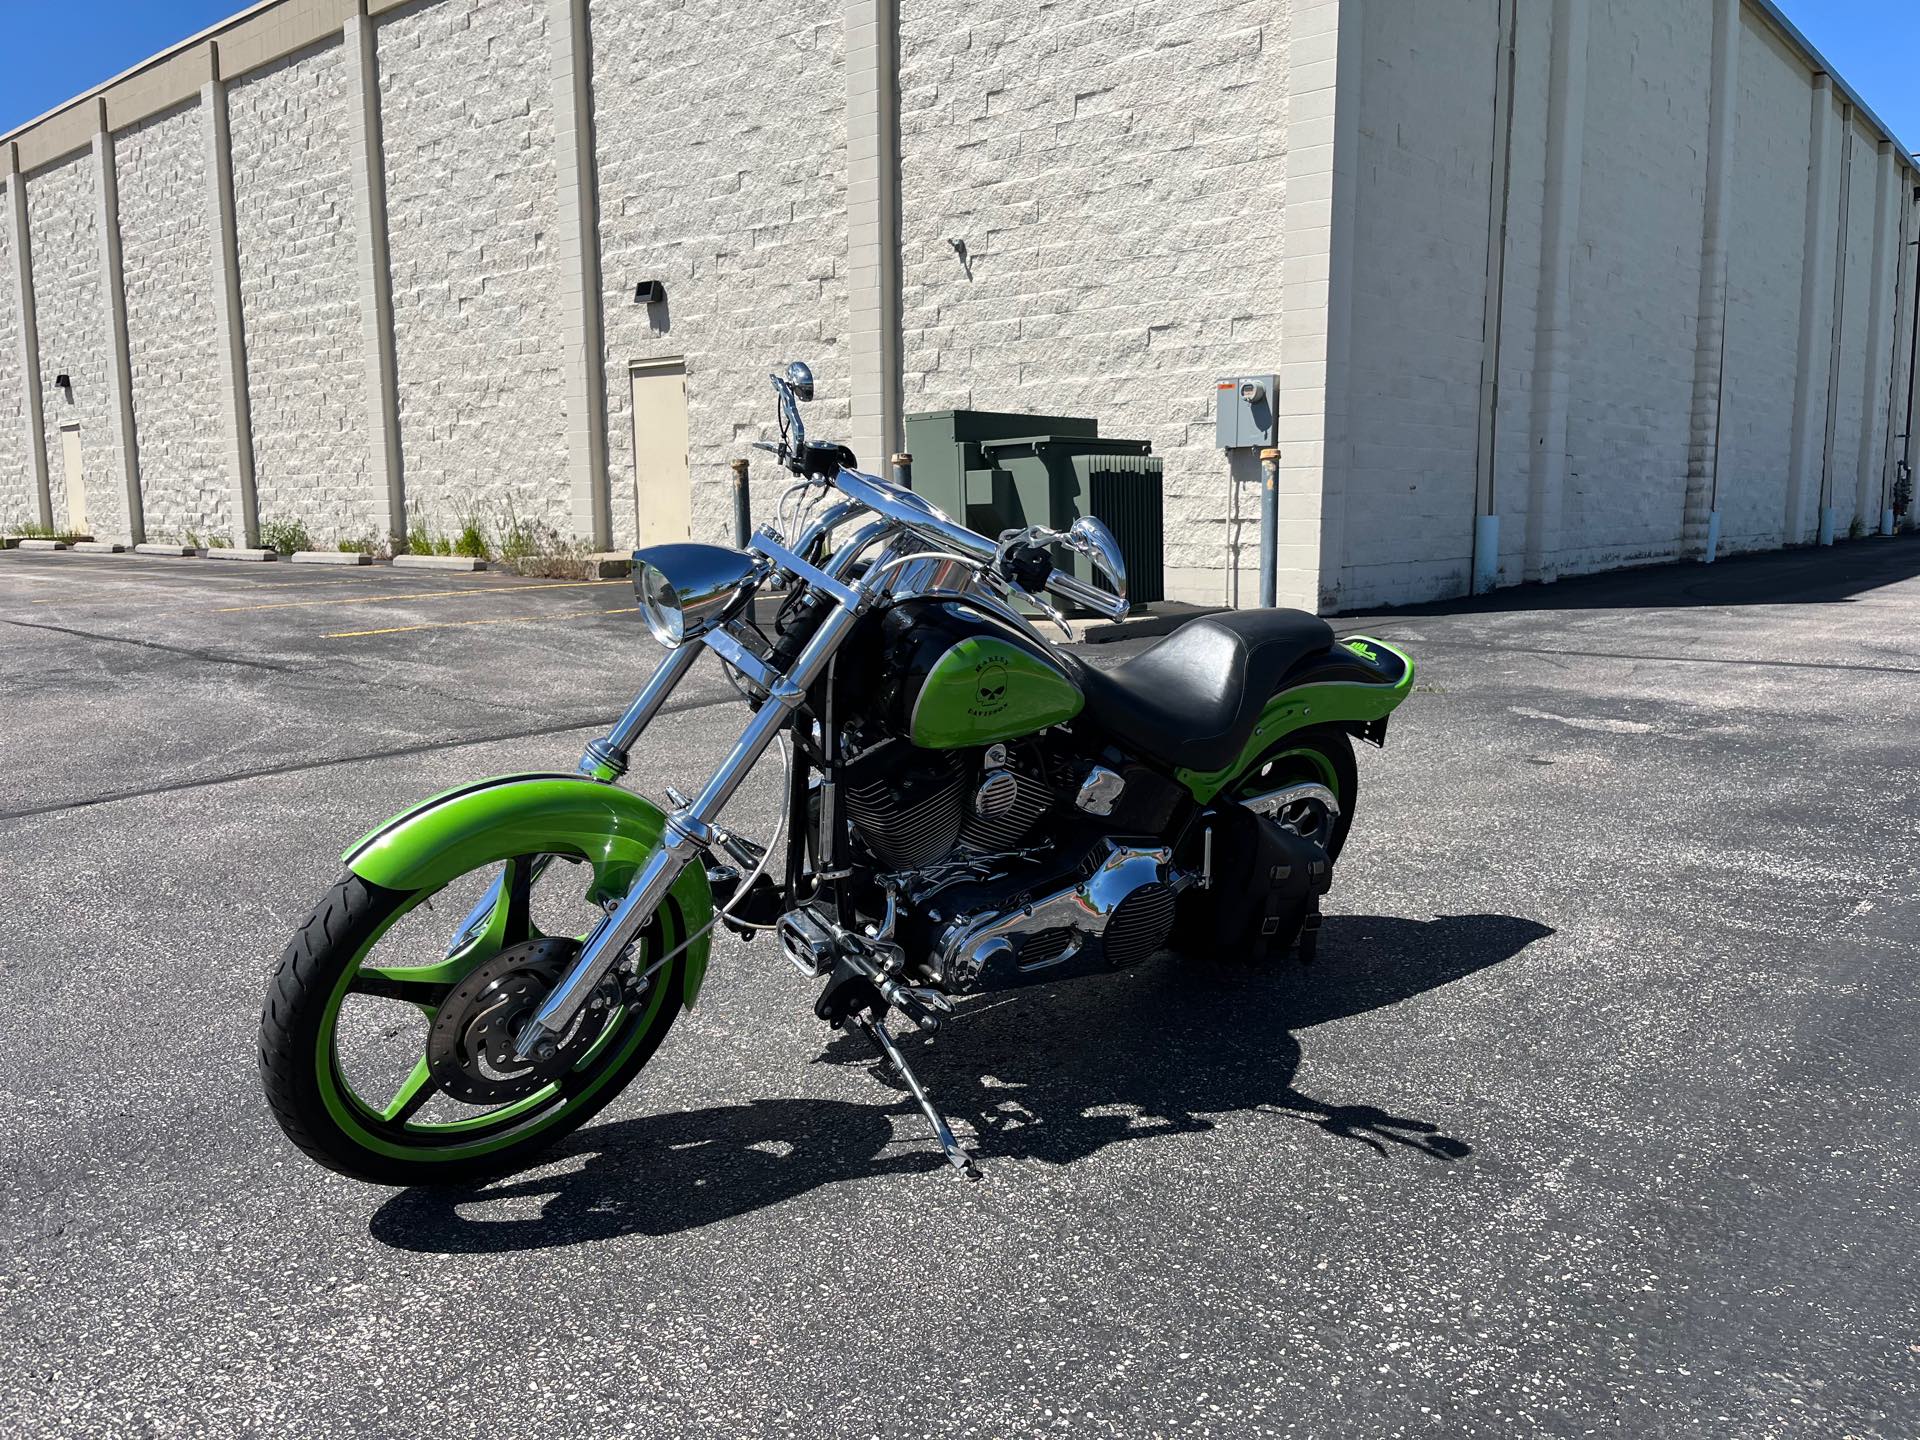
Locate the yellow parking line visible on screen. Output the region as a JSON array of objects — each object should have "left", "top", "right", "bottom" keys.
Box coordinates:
[
  {"left": 325, "top": 605, "right": 639, "bottom": 640},
  {"left": 219, "top": 578, "right": 621, "bottom": 614},
  {"left": 25, "top": 573, "right": 521, "bottom": 609}
]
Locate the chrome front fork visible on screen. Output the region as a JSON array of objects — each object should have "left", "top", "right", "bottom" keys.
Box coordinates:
[
  {"left": 579, "top": 635, "right": 706, "bottom": 782},
  {"left": 514, "top": 528, "right": 886, "bottom": 1057}
]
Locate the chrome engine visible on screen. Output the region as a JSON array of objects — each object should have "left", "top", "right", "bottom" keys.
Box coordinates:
[
  {"left": 840, "top": 740, "right": 1187, "bottom": 994},
  {"left": 925, "top": 840, "right": 1182, "bottom": 991},
  {"left": 841, "top": 741, "right": 1055, "bottom": 870}
]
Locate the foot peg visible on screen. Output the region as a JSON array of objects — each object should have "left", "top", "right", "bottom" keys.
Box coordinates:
[{"left": 853, "top": 1012, "right": 981, "bottom": 1181}]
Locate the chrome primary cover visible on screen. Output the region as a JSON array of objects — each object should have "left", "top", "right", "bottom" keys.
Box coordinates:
[{"left": 929, "top": 840, "right": 1180, "bottom": 992}]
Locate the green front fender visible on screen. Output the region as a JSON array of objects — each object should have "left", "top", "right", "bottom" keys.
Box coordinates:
[{"left": 342, "top": 773, "right": 715, "bottom": 1007}]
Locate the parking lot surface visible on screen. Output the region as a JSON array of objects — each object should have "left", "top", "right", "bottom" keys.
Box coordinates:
[{"left": 3, "top": 542, "right": 1917, "bottom": 1437}]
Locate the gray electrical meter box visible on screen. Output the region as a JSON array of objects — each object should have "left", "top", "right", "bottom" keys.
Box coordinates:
[{"left": 1214, "top": 375, "right": 1277, "bottom": 449}]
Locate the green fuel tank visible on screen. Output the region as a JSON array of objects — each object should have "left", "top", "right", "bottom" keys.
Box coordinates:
[{"left": 876, "top": 600, "right": 1085, "bottom": 749}]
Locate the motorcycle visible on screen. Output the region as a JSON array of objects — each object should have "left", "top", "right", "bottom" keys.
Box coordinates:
[{"left": 259, "top": 362, "right": 1414, "bottom": 1184}]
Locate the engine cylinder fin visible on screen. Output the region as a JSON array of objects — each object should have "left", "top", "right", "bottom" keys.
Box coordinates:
[
  {"left": 845, "top": 753, "right": 967, "bottom": 870},
  {"left": 959, "top": 768, "right": 1052, "bottom": 852}
]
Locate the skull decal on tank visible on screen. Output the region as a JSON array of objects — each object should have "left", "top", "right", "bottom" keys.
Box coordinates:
[{"left": 972, "top": 660, "right": 1010, "bottom": 715}]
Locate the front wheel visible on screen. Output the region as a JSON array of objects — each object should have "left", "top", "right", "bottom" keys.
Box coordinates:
[{"left": 259, "top": 864, "right": 691, "bottom": 1187}]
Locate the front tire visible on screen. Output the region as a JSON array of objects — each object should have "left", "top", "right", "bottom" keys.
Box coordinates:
[{"left": 259, "top": 869, "right": 688, "bottom": 1187}]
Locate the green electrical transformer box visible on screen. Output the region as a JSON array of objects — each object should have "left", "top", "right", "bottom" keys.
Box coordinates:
[{"left": 902, "top": 409, "right": 1165, "bottom": 608}]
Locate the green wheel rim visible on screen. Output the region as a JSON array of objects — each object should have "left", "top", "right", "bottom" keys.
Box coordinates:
[{"left": 311, "top": 863, "right": 684, "bottom": 1166}]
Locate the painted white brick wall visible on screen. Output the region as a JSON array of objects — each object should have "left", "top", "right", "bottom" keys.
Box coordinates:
[
  {"left": 1715, "top": 17, "right": 1809, "bottom": 555},
  {"left": 116, "top": 100, "right": 229, "bottom": 543},
  {"left": 1341, "top": 0, "right": 1499, "bottom": 608},
  {"left": 26, "top": 150, "right": 123, "bottom": 539},
  {"left": 377, "top": 0, "right": 570, "bottom": 540},
  {"left": 0, "top": 180, "right": 26, "bottom": 528},
  {"left": 590, "top": 0, "right": 848, "bottom": 552},
  {"left": 230, "top": 40, "right": 377, "bottom": 546},
  {"left": 5, "top": 0, "right": 1914, "bottom": 597},
  {"left": 1557, "top": 0, "right": 1710, "bottom": 574},
  {"left": 1486, "top": 1, "right": 1555, "bottom": 587},
  {"left": 1893, "top": 196, "right": 1920, "bottom": 519},
  {"left": 896, "top": 0, "right": 1292, "bottom": 605},
  {"left": 1825, "top": 120, "right": 1879, "bottom": 537}
]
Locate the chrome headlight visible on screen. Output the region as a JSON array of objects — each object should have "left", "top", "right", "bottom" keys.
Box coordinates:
[{"left": 632, "top": 543, "right": 761, "bottom": 647}]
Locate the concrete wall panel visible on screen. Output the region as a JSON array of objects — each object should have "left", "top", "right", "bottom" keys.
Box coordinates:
[
  {"left": 1716, "top": 15, "right": 1811, "bottom": 554},
  {"left": 896, "top": 0, "right": 1292, "bottom": 604},
  {"left": 590, "top": 0, "right": 847, "bottom": 552},
  {"left": 1341, "top": 0, "right": 1499, "bottom": 606},
  {"left": 1826, "top": 122, "right": 1879, "bottom": 536},
  {"left": 26, "top": 151, "right": 124, "bottom": 538},
  {"left": 0, "top": 180, "right": 26, "bottom": 527},
  {"left": 1559, "top": 0, "right": 1712, "bottom": 574},
  {"left": 115, "top": 100, "right": 228, "bottom": 543},
  {"left": 377, "top": 0, "right": 569, "bottom": 540},
  {"left": 230, "top": 39, "right": 375, "bottom": 545},
  {"left": 1486, "top": 0, "right": 1556, "bottom": 584}
]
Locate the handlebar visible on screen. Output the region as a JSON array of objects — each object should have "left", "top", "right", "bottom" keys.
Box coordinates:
[
  {"left": 828, "top": 467, "right": 1128, "bottom": 622},
  {"left": 761, "top": 364, "right": 1127, "bottom": 622}
]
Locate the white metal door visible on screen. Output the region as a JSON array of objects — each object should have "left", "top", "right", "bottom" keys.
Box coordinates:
[
  {"left": 60, "top": 425, "right": 87, "bottom": 535},
  {"left": 630, "top": 360, "right": 691, "bottom": 546}
]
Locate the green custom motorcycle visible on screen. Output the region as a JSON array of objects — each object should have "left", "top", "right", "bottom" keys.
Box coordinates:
[{"left": 259, "top": 362, "right": 1414, "bottom": 1184}]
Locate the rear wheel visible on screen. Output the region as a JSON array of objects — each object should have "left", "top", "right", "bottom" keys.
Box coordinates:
[
  {"left": 1175, "top": 726, "right": 1359, "bottom": 967},
  {"left": 1229, "top": 724, "right": 1358, "bottom": 859},
  {"left": 259, "top": 861, "right": 690, "bottom": 1187}
]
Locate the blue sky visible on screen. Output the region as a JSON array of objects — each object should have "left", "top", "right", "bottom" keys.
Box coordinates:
[{"left": 1, "top": 0, "right": 1916, "bottom": 151}]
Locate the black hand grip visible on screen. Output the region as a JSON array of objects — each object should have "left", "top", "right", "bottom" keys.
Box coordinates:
[{"left": 1000, "top": 541, "right": 1054, "bottom": 592}]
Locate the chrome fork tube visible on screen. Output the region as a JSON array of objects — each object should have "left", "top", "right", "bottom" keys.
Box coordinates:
[
  {"left": 578, "top": 638, "right": 704, "bottom": 781},
  {"left": 518, "top": 524, "right": 892, "bottom": 1056}
]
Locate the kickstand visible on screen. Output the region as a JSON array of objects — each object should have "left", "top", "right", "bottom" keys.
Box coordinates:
[{"left": 854, "top": 1012, "right": 982, "bottom": 1181}]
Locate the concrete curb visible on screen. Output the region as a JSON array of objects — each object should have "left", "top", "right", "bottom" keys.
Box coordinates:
[
  {"left": 73, "top": 541, "right": 127, "bottom": 553},
  {"left": 204, "top": 547, "right": 279, "bottom": 562},
  {"left": 133, "top": 543, "right": 202, "bottom": 557},
  {"left": 585, "top": 551, "right": 632, "bottom": 579},
  {"left": 17, "top": 538, "right": 70, "bottom": 551},
  {"left": 291, "top": 550, "right": 373, "bottom": 566},
  {"left": 392, "top": 554, "right": 487, "bottom": 571}
]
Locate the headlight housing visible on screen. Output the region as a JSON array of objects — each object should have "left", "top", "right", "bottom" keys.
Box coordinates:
[{"left": 632, "top": 543, "right": 761, "bottom": 647}]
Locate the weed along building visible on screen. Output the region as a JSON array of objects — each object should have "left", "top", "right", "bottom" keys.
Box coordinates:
[{"left": 1, "top": 0, "right": 1915, "bottom": 609}]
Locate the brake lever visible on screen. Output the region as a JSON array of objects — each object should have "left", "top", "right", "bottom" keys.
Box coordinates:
[{"left": 980, "top": 566, "right": 1072, "bottom": 641}]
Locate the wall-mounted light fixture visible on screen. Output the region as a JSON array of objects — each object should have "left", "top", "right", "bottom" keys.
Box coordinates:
[
  {"left": 634, "top": 279, "right": 666, "bottom": 305},
  {"left": 53, "top": 373, "right": 73, "bottom": 400}
]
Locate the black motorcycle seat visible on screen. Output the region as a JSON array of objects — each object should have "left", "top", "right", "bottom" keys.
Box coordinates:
[{"left": 1072, "top": 609, "right": 1335, "bottom": 774}]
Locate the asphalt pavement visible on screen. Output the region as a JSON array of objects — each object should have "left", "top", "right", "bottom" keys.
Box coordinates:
[{"left": 1, "top": 541, "right": 1916, "bottom": 1438}]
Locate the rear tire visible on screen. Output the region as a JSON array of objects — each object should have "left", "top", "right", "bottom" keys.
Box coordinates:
[
  {"left": 1175, "top": 727, "right": 1359, "bottom": 967},
  {"left": 259, "top": 871, "right": 686, "bottom": 1188},
  {"left": 1229, "top": 725, "right": 1358, "bottom": 859}
]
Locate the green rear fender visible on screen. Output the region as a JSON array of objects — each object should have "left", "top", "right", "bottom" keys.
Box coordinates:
[
  {"left": 342, "top": 773, "right": 715, "bottom": 1007},
  {"left": 1178, "top": 636, "right": 1416, "bottom": 802}
]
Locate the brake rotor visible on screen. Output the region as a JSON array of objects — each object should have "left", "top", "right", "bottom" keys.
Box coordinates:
[{"left": 426, "top": 937, "right": 621, "bottom": 1105}]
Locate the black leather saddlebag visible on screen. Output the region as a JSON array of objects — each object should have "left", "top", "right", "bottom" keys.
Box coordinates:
[{"left": 1182, "top": 805, "right": 1332, "bottom": 962}]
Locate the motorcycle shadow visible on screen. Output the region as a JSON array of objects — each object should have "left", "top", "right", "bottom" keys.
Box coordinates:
[{"left": 368, "top": 911, "right": 1548, "bottom": 1253}]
